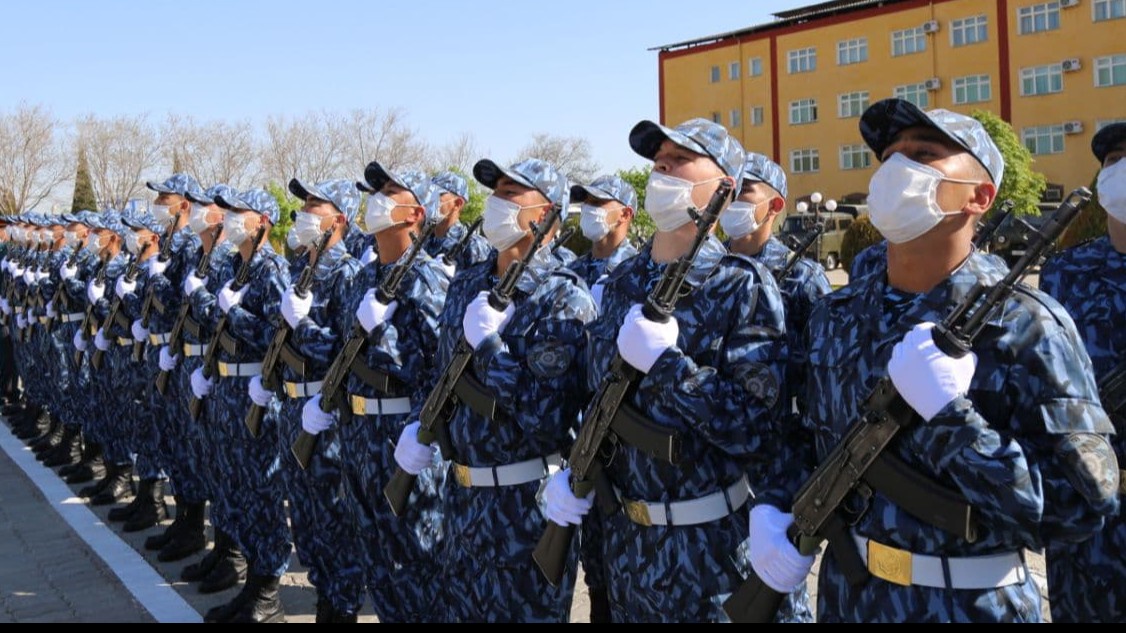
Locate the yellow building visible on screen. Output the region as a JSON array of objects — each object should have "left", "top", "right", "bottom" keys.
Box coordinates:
[{"left": 656, "top": 0, "right": 1126, "bottom": 205}]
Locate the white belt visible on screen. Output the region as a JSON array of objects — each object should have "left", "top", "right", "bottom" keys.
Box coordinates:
[
  {"left": 349, "top": 394, "right": 412, "bottom": 417},
  {"left": 148, "top": 332, "right": 171, "bottom": 345},
  {"left": 284, "top": 380, "right": 322, "bottom": 399},
  {"left": 452, "top": 453, "right": 562, "bottom": 488},
  {"left": 852, "top": 533, "right": 1026, "bottom": 589},
  {"left": 60, "top": 312, "right": 85, "bottom": 323},
  {"left": 216, "top": 361, "right": 263, "bottom": 378},
  {"left": 182, "top": 343, "right": 205, "bottom": 357},
  {"left": 618, "top": 476, "right": 751, "bottom": 527}
]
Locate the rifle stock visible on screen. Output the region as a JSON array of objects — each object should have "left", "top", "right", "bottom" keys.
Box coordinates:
[
  {"left": 132, "top": 220, "right": 179, "bottom": 362},
  {"left": 776, "top": 222, "right": 825, "bottom": 283}
]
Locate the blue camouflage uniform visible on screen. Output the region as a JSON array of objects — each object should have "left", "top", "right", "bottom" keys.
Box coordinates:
[
  {"left": 427, "top": 171, "right": 492, "bottom": 270},
  {"left": 1040, "top": 235, "right": 1126, "bottom": 623},
  {"left": 567, "top": 241, "right": 636, "bottom": 288}
]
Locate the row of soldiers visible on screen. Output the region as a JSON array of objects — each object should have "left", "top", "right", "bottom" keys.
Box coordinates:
[{"left": 0, "top": 100, "right": 1122, "bottom": 623}]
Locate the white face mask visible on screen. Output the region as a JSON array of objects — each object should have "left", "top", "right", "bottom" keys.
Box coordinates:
[
  {"left": 125, "top": 232, "right": 143, "bottom": 255},
  {"left": 720, "top": 200, "right": 764, "bottom": 239},
  {"left": 286, "top": 228, "right": 302, "bottom": 252},
  {"left": 151, "top": 204, "right": 175, "bottom": 227},
  {"left": 645, "top": 172, "right": 724, "bottom": 232},
  {"left": 223, "top": 211, "right": 251, "bottom": 246},
  {"left": 84, "top": 233, "right": 104, "bottom": 253},
  {"left": 867, "top": 153, "right": 982, "bottom": 244},
  {"left": 1097, "top": 160, "right": 1126, "bottom": 224},
  {"left": 482, "top": 195, "right": 534, "bottom": 251},
  {"left": 364, "top": 193, "right": 409, "bottom": 235},
  {"left": 64, "top": 230, "right": 80, "bottom": 248},
  {"left": 29, "top": 232, "right": 41, "bottom": 247},
  {"left": 189, "top": 204, "right": 215, "bottom": 235},
  {"left": 294, "top": 211, "right": 330, "bottom": 248},
  {"left": 580, "top": 204, "right": 616, "bottom": 242}
]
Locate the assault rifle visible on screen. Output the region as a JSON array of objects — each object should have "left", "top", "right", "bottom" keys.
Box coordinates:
[
  {"left": 441, "top": 217, "right": 483, "bottom": 268},
  {"left": 244, "top": 228, "right": 333, "bottom": 439},
  {"left": 290, "top": 219, "right": 438, "bottom": 469},
  {"left": 552, "top": 226, "right": 576, "bottom": 254},
  {"left": 90, "top": 251, "right": 144, "bottom": 371},
  {"left": 73, "top": 250, "right": 113, "bottom": 366},
  {"left": 188, "top": 225, "right": 269, "bottom": 421},
  {"left": 775, "top": 221, "right": 825, "bottom": 283},
  {"left": 44, "top": 243, "right": 84, "bottom": 331},
  {"left": 382, "top": 201, "right": 567, "bottom": 515},
  {"left": 532, "top": 179, "right": 737, "bottom": 586},
  {"left": 973, "top": 199, "right": 1014, "bottom": 251},
  {"left": 132, "top": 220, "right": 180, "bottom": 362},
  {"left": 722, "top": 187, "right": 1094, "bottom": 623}
]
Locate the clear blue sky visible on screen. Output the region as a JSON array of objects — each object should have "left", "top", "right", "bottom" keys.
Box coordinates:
[{"left": 1, "top": 0, "right": 810, "bottom": 175}]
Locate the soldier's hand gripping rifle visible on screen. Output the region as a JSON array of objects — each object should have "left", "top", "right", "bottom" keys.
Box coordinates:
[
  {"left": 90, "top": 251, "right": 143, "bottom": 371},
  {"left": 73, "top": 250, "right": 113, "bottom": 366},
  {"left": 45, "top": 242, "right": 84, "bottom": 331},
  {"left": 132, "top": 219, "right": 180, "bottom": 362},
  {"left": 187, "top": 224, "right": 269, "bottom": 421},
  {"left": 775, "top": 221, "right": 825, "bottom": 283},
  {"left": 154, "top": 223, "right": 222, "bottom": 396},
  {"left": 244, "top": 228, "right": 334, "bottom": 439},
  {"left": 441, "top": 217, "right": 483, "bottom": 268},
  {"left": 722, "top": 187, "right": 1094, "bottom": 624},
  {"left": 382, "top": 201, "right": 567, "bottom": 516},
  {"left": 973, "top": 198, "right": 1014, "bottom": 252},
  {"left": 532, "top": 179, "right": 736, "bottom": 586},
  {"left": 290, "top": 219, "right": 439, "bottom": 469}
]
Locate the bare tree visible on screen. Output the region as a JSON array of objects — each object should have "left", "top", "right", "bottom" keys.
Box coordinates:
[
  {"left": 77, "top": 113, "right": 163, "bottom": 210},
  {"left": 260, "top": 111, "right": 350, "bottom": 187},
  {"left": 434, "top": 132, "right": 482, "bottom": 176},
  {"left": 0, "top": 103, "right": 70, "bottom": 214},
  {"left": 163, "top": 114, "right": 260, "bottom": 190},
  {"left": 337, "top": 108, "right": 432, "bottom": 174},
  {"left": 515, "top": 133, "right": 600, "bottom": 184}
]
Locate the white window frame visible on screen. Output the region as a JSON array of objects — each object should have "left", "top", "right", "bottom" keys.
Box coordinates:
[
  {"left": 1018, "top": 2, "right": 1062, "bottom": 35},
  {"left": 1094, "top": 0, "right": 1126, "bottom": 21},
  {"left": 837, "top": 38, "right": 869, "bottom": 65},
  {"left": 1020, "top": 64, "right": 1064, "bottom": 96},
  {"left": 837, "top": 91, "right": 870, "bottom": 118},
  {"left": 749, "top": 57, "right": 763, "bottom": 77},
  {"left": 894, "top": 83, "right": 930, "bottom": 109},
  {"left": 1097, "top": 118, "right": 1126, "bottom": 131},
  {"left": 750, "top": 106, "right": 765, "bottom": 127},
  {"left": 1095, "top": 54, "right": 1126, "bottom": 87},
  {"left": 729, "top": 61, "right": 741, "bottom": 81},
  {"left": 788, "top": 47, "right": 817, "bottom": 74},
  {"left": 730, "top": 109, "right": 742, "bottom": 128},
  {"left": 790, "top": 149, "right": 821, "bottom": 174},
  {"left": 710, "top": 66, "right": 721, "bottom": 83},
  {"left": 953, "top": 74, "right": 992, "bottom": 104},
  {"left": 951, "top": 15, "right": 989, "bottom": 47},
  {"left": 840, "top": 144, "right": 873, "bottom": 170},
  {"left": 789, "top": 98, "right": 819, "bottom": 125},
  {"left": 891, "top": 27, "right": 926, "bottom": 57},
  {"left": 1022, "top": 125, "right": 1066, "bottom": 155}
]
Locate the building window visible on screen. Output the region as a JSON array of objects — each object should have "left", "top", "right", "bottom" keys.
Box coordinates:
[
  {"left": 729, "top": 61, "right": 741, "bottom": 81},
  {"left": 710, "top": 66, "right": 721, "bottom": 83},
  {"left": 892, "top": 27, "right": 927, "bottom": 56},
  {"left": 838, "top": 91, "right": 870, "bottom": 118},
  {"left": 837, "top": 38, "right": 869, "bottom": 65},
  {"left": 1022, "top": 125, "right": 1065, "bottom": 155},
  {"left": 1095, "top": 54, "right": 1126, "bottom": 87},
  {"left": 710, "top": 112, "right": 722, "bottom": 124},
  {"left": 1094, "top": 0, "right": 1126, "bottom": 21},
  {"left": 788, "top": 47, "right": 817, "bottom": 73},
  {"left": 951, "top": 15, "right": 988, "bottom": 47},
  {"left": 750, "top": 106, "right": 765, "bottom": 126},
  {"left": 840, "top": 145, "right": 873, "bottom": 170},
  {"left": 790, "top": 149, "right": 820, "bottom": 173},
  {"left": 730, "top": 109, "right": 742, "bottom": 128},
  {"left": 789, "top": 99, "right": 819, "bottom": 125},
  {"left": 749, "top": 57, "right": 763, "bottom": 77},
  {"left": 1021, "top": 64, "right": 1064, "bottom": 95},
  {"left": 1097, "top": 118, "right": 1126, "bottom": 131},
  {"left": 953, "top": 75, "right": 992, "bottom": 104},
  {"left": 894, "top": 83, "right": 930, "bottom": 109},
  {"left": 1018, "top": 2, "right": 1062, "bottom": 34}
]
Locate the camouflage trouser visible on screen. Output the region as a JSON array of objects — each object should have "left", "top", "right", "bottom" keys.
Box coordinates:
[
  {"left": 176, "top": 355, "right": 236, "bottom": 536},
  {"left": 154, "top": 357, "right": 208, "bottom": 504},
  {"left": 90, "top": 349, "right": 131, "bottom": 465},
  {"left": 277, "top": 396, "right": 364, "bottom": 616},
  {"left": 207, "top": 376, "right": 291, "bottom": 577},
  {"left": 119, "top": 346, "right": 165, "bottom": 481},
  {"left": 440, "top": 479, "right": 577, "bottom": 623},
  {"left": 50, "top": 325, "right": 86, "bottom": 430},
  {"left": 1047, "top": 514, "right": 1126, "bottom": 623}
]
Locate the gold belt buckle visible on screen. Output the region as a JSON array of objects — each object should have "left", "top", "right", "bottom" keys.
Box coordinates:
[
  {"left": 623, "top": 499, "right": 653, "bottom": 527},
  {"left": 117, "top": 337, "right": 130, "bottom": 346},
  {"left": 867, "top": 539, "right": 913, "bottom": 586},
  {"left": 183, "top": 343, "right": 194, "bottom": 356},
  {"left": 285, "top": 383, "right": 299, "bottom": 399},
  {"left": 350, "top": 394, "right": 366, "bottom": 416},
  {"left": 149, "top": 333, "right": 161, "bottom": 345},
  {"left": 218, "top": 362, "right": 232, "bottom": 378},
  {"left": 453, "top": 463, "right": 473, "bottom": 488}
]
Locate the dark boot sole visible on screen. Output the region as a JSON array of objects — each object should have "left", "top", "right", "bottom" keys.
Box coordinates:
[
  {"left": 123, "top": 506, "right": 168, "bottom": 533},
  {"left": 157, "top": 532, "right": 207, "bottom": 562}
]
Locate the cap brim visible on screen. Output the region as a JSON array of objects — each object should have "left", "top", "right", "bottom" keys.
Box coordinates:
[
  {"left": 186, "top": 191, "right": 214, "bottom": 205},
  {"left": 629, "top": 120, "right": 708, "bottom": 162},
  {"left": 472, "top": 159, "right": 536, "bottom": 191},
  {"left": 363, "top": 162, "right": 406, "bottom": 196},
  {"left": 288, "top": 178, "right": 329, "bottom": 203},
  {"left": 1092, "top": 124, "right": 1126, "bottom": 163},
  {"left": 355, "top": 180, "right": 375, "bottom": 194},
  {"left": 146, "top": 181, "right": 177, "bottom": 195},
  {"left": 861, "top": 100, "right": 972, "bottom": 163},
  {"left": 570, "top": 184, "right": 615, "bottom": 205},
  {"left": 214, "top": 194, "right": 246, "bottom": 211}
]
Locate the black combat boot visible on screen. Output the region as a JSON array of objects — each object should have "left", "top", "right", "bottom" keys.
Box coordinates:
[
  {"left": 64, "top": 442, "right": 105, "bottom": 484},
  {"left": 145, "top": 495, "right": 186, "bottom": 551},
  {"left": 588, "top": 585, "right": 612, "bottom": 623},
  {"left": 203, "top": 578, "right": 253, "bottom": 624},
  {"left": 315, "top": 596, "right": 357, "bottom": 623},
  {"left": 29, "top": 415, "right": 63, "bottom": 453},
  {"left": 156, "top": 501, "right": 206, "bottom": 561},
  {"left": 181, "top": 527, "right": 229, "bottom": 582},
  {"left": 196, "top": 533, "right": 247, "bottom": 594},
  {"left": 14, "top": 407, "right": 48, "bottom": 440},
  {"left": 122, "top": 478, "right": 168, "bottom": 532},
  {"left": 226, "top": 574, "right": 286, "bottom": 624},
  {"left": 90, "top": 462, "right": 135, "bottom": 506},
  {"left": 41, "top": 426, "right": 83, "bottom": 468}
]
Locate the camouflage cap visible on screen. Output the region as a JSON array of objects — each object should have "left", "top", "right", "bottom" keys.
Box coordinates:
[
  {"left": 431, "top": 171, "right": 469, "bottom": 201},
  {"left": 571, "top": 174, "right": 638, "bottom": 209},
  {"left": 742, "top": 152, "right": 789, "bottom": 200},
  {"left": 75, "top": 210, "right": 105, "bottom": 230},
  {"left": 188, "top": 183, "right": 238, "bottom": 206},
  {"left": 629, "top": 118, "right": 747, "bottom": 180},
  {"left": 1092, "top": 122, "right": 1126, "bottom": 164},
  {"left": 121, "top": 209, "right": 164, "bottom": 234},
  {"left": 60, "top": 213, "right": 81, "bottom": 224},
  {"left": 473, "top": 157, "right": 570, "bottom": 215},
  {"left": 98, "top": 211, "right": 129, "bottom": 238},
  {"left": 363, "top": 162, "right": 444, "bottom": 221},
  {"left": 215, "top": 188, "right": 281, "bottom": 224},
  {"left": 289, "top": 178, "right": 361, "bottom": 223},
  {"left": 44, "top": 214, "right": 68, "bottom": 227},
  {"left": 860, "top": 98, "right": 1004, "bottom": 186},
  {"left": 146, "top": 173, "right": 204, "bottom": 200}
]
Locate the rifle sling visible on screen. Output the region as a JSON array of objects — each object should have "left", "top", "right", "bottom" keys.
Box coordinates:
[
  {"left": 113, "top": 309, "right": 131, "bottom": 332},
  {"left": 608, "top": 400, "right": 681, "bottom": 464},
  {"left": 218, "top": 330, "right": 242, "bottom": 357},
  {"left": 452, "top": 371, "right": 507, "bottom": 423},
  {"left": 151, "top": 294, "right": 167, "bottom": 315},
  {"left": 349, "top": 356, "right": 407, "bottom": 397},
  {"left": 279, "top": 341, "right": 308, "bottom": 379},
  {"left": 182, "top": 315, "right": 202, "bottom": 340},
  {"left": 863, "top": 452, "right": 978, "bottom": 542}
]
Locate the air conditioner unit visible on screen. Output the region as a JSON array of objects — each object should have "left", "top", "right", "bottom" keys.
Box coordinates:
[
  {"left": 922, "top": 20, "right": 940, "bottom": 34},
  {"left": 1061, "top": 58, "right": 1081, "bottom": 72},
  {"left": 924, "top": 77, "right": 942, "bottom": 91},
  {"left": 1060, "top": 0, "right": 1080, "bottom": 8},
  {"left": 1063, "top": 120, "right": 1084, "bottom": 134}
]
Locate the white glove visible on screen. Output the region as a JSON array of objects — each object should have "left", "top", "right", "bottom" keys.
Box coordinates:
[
  {"left": 22, "top": 269, "right": 34, "bottom": 285},
  {"left": 46, "top": 300, "right": 57, "bottom": 318},
  {"left": 439, "top": 261, "right": 456, "bottom": 278},
  {"left": 131, "top": 319, "right": 148, "bottom": 342},
  {"left": 359, "top": 245, "right": 378, "bottom": 266},
  {"left": 115, "top": 275, "right": 137, "bottom": 299},
  {"left": 217, "top": 280, "right": 246, "bottom": 313},
  {"left": 15, "top": 313, "right": 27, "bottom": 330},
  {"left": 590, "top": 275, "right": 607, "bottom": 312},
  {"left": 86, "top": 280, "right": 105, "bottom": 304},
  {"left": 543, "top": 468, "right": 594, "bottom": 527},
  {"left": 73, "top": 329, "right": 88, "bottom": 351},
  {"left": 183, "top": 269, "right": 206, "bottom": 296},
  {"left": 146, "top": 257, "right": 169, "bottom": 277},
  {"left": 93, "top": 328, "right": 111, "bottom": 351},
  {"left": 747, "top": 504, "right": 816, "bottom": 593},
  {"left": 158, "top": 345, "right": 180, "bottom": 371},
  {"left": 34, "top": 269, "right": 49, "bottom": 283},
  {"left": 247, "top": 375, "right": 274, "bottom": 407},
  {"left": 280, "top": 287, "right": 313, "bottom": 329},
  {"left": 1, "top": 298, "right": 11, "bottom": 315},
  {"left": 616, "top": 304, "right": 678, "bottom": 374},
  {"left": 888, "top": 322, "right": 977, "bottom": 422},
  {"left": 301, "top": 395, "right": 336, "bottom": 435},
  {"left": 394, "top": 421, "right": 436, "bottom": 475},
  {"left": 462, "top": 290, "right": 514, "bottom": 349},
  {"left": 190, "top": 367, "right": 213, "bottom": 399},
  {"left": 60, "top": 263, "right": 78, "bottom": 280},
  {"left": 355, "top": 289, "right": 398, "bottom": 334},
  {"left": 11, "top": 265, "right": 25, "bottom": 277}
]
